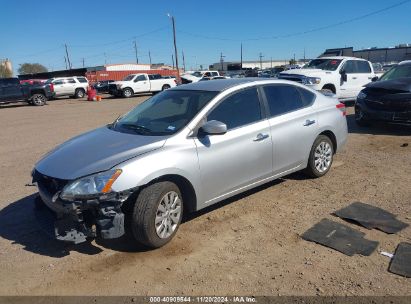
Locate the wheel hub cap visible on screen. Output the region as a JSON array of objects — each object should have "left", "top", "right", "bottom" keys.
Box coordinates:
[
  {"left": 155, "top": 191, "right": 182, "bottom": 239},
  {"left": 314, "top": 142, "right": 332, "bottom": 173}
]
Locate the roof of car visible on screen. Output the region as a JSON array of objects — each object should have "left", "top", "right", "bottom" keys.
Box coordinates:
[
  {"left": 172, "top": 78, "right": 261, "bottom": 92},
  {"left": 320, "top": 56, "right": 368, "bottom": 61},
  {"left": 399, "top": 60, "right": 411, "bottom": 65}
]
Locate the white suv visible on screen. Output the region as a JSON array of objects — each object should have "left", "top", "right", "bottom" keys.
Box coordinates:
[{"left": 46, "top": 76, "right": 89, "bottom": 98}]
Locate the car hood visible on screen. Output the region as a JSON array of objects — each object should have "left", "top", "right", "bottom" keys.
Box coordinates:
[
  {"left": 365, "top": 77, "right": 411, "bottom": 92},
  {"left": 280, "top": 69, "right": 328, "bottom": 77},
  {"left": 35, "top": 126, "right": 168, "bottom": 180}
]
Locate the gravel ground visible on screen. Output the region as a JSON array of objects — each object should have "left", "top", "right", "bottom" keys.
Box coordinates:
[{"left": 0, "top": 95, "right": 410, "bottom": 296}]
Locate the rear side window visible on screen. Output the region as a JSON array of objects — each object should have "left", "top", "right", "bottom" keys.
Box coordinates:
[
  {"left": 77, "top": 77, "right": 88, "bottom": 83},
  {"left": 67, "top": 78, "right": 76, "bottom": 84},
  {"left": 207, "top": 87, "right": 261, "bottom": 130},
  {"left": 357, "top": 61, "right": 372, "bottom": 73},
  {"left": 263, "top": 85, "right": 311, "bottom": 117},
  {"left": 53, "top": 80, "right": 64, "bottom": 85}
]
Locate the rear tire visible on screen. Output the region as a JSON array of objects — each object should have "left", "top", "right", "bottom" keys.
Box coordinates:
[
  {"left": 304, "top": 135, "right": 334, "bottom": 178},
  {"left": 31, "top": 93, "right": 47, "bottom": 106},
  {"left": 74, "top": 88, "right": 85, "bottom": 98},
  {"left": 131, "top": 181, "right": 183, "bottom": 248},
  {"left": 161, "top": 84, "right": 171, "bottom": 91}
]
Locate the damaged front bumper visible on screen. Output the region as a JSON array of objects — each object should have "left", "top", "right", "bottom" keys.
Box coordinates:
[{"left": 33, "top": 170, "right": 135, "bottom": 244}]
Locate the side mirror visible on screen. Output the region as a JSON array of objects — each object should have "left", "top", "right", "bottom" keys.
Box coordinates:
[
  {"left": 371, "top": 76, "right": 379, "bottom": 82},
  {"left": 340, "top": 70, "right": 347, "bottom": 82},
  {"left": 199, "top": 120, "right": 227, "bottom": 136}
]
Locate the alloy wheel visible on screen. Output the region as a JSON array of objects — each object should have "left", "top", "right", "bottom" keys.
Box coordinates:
[{"left": 155, "top": 191, "right": 182, "bottom": 239}]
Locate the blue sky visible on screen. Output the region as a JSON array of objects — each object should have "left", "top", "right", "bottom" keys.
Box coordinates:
[{"left": 2, "top": 0, "right": 411, "bottom": 73}]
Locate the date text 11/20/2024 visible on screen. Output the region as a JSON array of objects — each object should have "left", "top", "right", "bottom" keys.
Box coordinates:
[{"left": 149, "top": 296, "right": 257, "bottom": 303}]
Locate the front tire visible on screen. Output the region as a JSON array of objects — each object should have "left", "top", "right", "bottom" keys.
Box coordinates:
[
  {"left": 304, "top": 135, "right": 334, "bottom": 178},
  {"left": 131, "top": 181, "right": 183, "bottom": 248},
  {"left": 122, "top": 88, "right": 133, "bottom": 98},
  {"left": 355, "top": 107, "right": 371, "bottom": 126},
  {"left": 31, "top": 93, "right": 47, "bottom": 106}
]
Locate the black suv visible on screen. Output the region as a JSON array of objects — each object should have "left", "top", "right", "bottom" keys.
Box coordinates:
[
  {"left": 0, "top": 78, "right": 55, "bottom": 106},
  {"left": 355, "top": 61, "right": 411, "bottom": 125}
]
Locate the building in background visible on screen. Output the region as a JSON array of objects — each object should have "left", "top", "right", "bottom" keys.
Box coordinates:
[
  {"left": 0, "top": 58, "right": 13, "bottom": 77},
  {"left": 209, "top": 59, "right": 306, "bottom": 71},
  {"left": 320, "top": 44, "right": 411, "bottom": 63}
]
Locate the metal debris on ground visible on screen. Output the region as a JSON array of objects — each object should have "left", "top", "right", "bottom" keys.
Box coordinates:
[
  {"left": 301, "top": 218, "right": 379, "bottom": 256},
  {"left": 334, "top": 202, "right": 408, "bottom": 234}
]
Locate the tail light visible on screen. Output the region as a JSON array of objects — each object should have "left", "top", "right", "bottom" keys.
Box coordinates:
[
  {"left": 49, "top": 83, "right": 54, "bottom": 92},
  {"left": 336, "top": 103, "right": 346, "bottom": 116}
]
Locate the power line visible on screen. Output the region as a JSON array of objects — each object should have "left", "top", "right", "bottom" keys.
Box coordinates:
[{"left": 177, "top": 0, "right": 410, "bottom": 42}]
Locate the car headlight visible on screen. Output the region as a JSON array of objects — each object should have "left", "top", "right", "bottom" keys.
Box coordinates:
[
  {"left": 60, "top": 169, "right": 122, "bottom": 201},
  {"left": 304, "top": 77, "right": 321, "bottom": 85},
  {"left": 357, "top": 91, "right": 367, "bottom": 99}
]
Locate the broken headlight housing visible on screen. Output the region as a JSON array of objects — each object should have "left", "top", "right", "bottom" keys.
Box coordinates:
[{"left": 60, "top": 169, "right": 122, "bottom": 201}]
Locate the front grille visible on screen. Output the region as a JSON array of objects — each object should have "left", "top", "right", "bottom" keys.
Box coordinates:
[{"left": 33, "top": 170, "right": 68, "bottom": 195}]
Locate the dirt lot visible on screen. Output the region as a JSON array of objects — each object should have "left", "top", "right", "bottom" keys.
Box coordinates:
[{"left": 0, "top": 96, "right": 410, "bottom": 296}]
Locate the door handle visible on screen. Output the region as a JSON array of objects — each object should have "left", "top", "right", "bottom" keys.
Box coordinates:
[
  {"left": 303, "top": 119, "right": 316, "bottom": 126},
  {"left": 352, "top": 77, "right": 357, "bottom": 79},
  {"left": 253, "top": 133, "right": 269, "bottom": 141}
]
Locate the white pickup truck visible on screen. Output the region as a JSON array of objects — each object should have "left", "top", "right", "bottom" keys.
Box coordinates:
[
  {"left": 279, "top": 56, "right": 377, "bottom": 102},
  {"left": 181, "top": 70, "right": 221, "bottom": 84},
  {"left": 109, "top": 73, "right": 176, "bottom": 98}
]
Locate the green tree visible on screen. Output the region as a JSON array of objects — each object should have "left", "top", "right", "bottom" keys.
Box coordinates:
[
  {"left": 18, "top": 63, "right": 48, "bottom": 75},
  {"left": 0, "top": 64, "right": 13, "bottom": 78}
]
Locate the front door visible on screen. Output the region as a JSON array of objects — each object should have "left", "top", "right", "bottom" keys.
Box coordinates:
[
  {"left": 194, "top": 87, "right": 273, "bottom": 206},
  {"left": 133, "top": 75, "right": 150, "bottom": 93}
]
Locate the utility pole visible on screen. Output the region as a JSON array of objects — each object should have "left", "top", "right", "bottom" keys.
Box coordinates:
[
  {"left": 168, "top": 14, "right": 180, "bottom": 82},
  {"left": 64, "top": 56, "right": 68, "bottom": 70},
  {"left": 182, "top": 50, "right": 186, "bottom": 72},
  {"left": 220, "top": 52, "right": 225, "bottom": 71},
  {"left": 172, "top": 54, "right": 175, "bottom": 69},
  {"left": 270, "top": 57, "right": 273, "bottom": 68},
  {"left": 240, "top": 43, "right": 243, "bottom": 70},
  {"left": 64, "top": 44, "right": 72, "bottom": 69},
  {"left": 104, "top": 52, "right": 107, "bottom": 65},
  {"left": 259, "top": 53, "right": 264, "bottom": 69},
  {"left": 82, "top": 58, "right": 85, "bottom": 68},
  {"left": 303, "top": 48, "right": 306, "bottom": 62},
  {"left": 133, "top": 40, "right": 138, "bottom": 64},
  {"left": 148, "top": 51, "right": 152, "bottom": 67}
]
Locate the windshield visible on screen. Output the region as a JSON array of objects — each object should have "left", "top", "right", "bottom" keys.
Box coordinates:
[
  {"left": 191, "top": 72, "right": 203, "bottom": 77},
  {"left": 111, "top": 90, "right": 219, "bottom": 136},
  {"left": 303, "top": 59, "right": 342, "bottom": 71},
  {"left": 123, "top": 75, "right": 135, "bottom": 81},
  {"left": 379, "top": 64, "right": 411, "bottom": 81}
]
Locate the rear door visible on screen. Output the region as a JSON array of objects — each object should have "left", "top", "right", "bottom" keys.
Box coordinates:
[
  {"left": 1, "top": 79, "right": 22, "bottom": 100},
  {"left": 132, "top": 75, "right": 150, "bottom": 93},
  {"left": 65, "top": 78, "right": 77, "bottom": 95},
  {"left": 340, "top": 60, "right": 373, "bottom": 99},
  {"left": 261, "top": 84, "right": 318, "bottom": 174},
  {"left": 194, "top": 87, "right": 273, "bottom": 205}
]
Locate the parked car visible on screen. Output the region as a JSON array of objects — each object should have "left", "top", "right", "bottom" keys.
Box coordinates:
[
  {"left": 93, "top": 80, "right": 115, "bottom": 93},
  {"left": 181, "top": 71, "right": 221, "bottom": 84},
  {"left": 355, "top": 60, "right": 411, "bottom": 126},
  {"left": 108, "top": 73, "right": 176, "bottom": 98},
  {"left": 279, "top": 56, "right": 377, "bottom": 102},
  {"left": 0, "top": 77, "right": 54, "bottom": 106},
  {"left": 45, "top": 76, "right": 89, "bottom": 98},
  {"left": 33, "top": 78, "right": 347, "bottom": 248}
]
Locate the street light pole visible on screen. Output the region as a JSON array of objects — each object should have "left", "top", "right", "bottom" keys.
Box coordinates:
[{"left": 168, "top": 14, "right": 180, "bottom": 83}]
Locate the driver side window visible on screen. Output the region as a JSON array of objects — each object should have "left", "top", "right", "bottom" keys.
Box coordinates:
[
  {"left": 135, "top": 75, "right": 147, "bottom": 82},
  {"left": 342, "top": 61, "right": 357, "bottom": 74},
  {"left": 207, "top": 87, "right": 262, "bottom": 130}
]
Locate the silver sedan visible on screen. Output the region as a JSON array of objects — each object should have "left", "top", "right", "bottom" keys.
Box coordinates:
[{"left": 33, "top": 79, "right": 348, "bottom": 248}]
